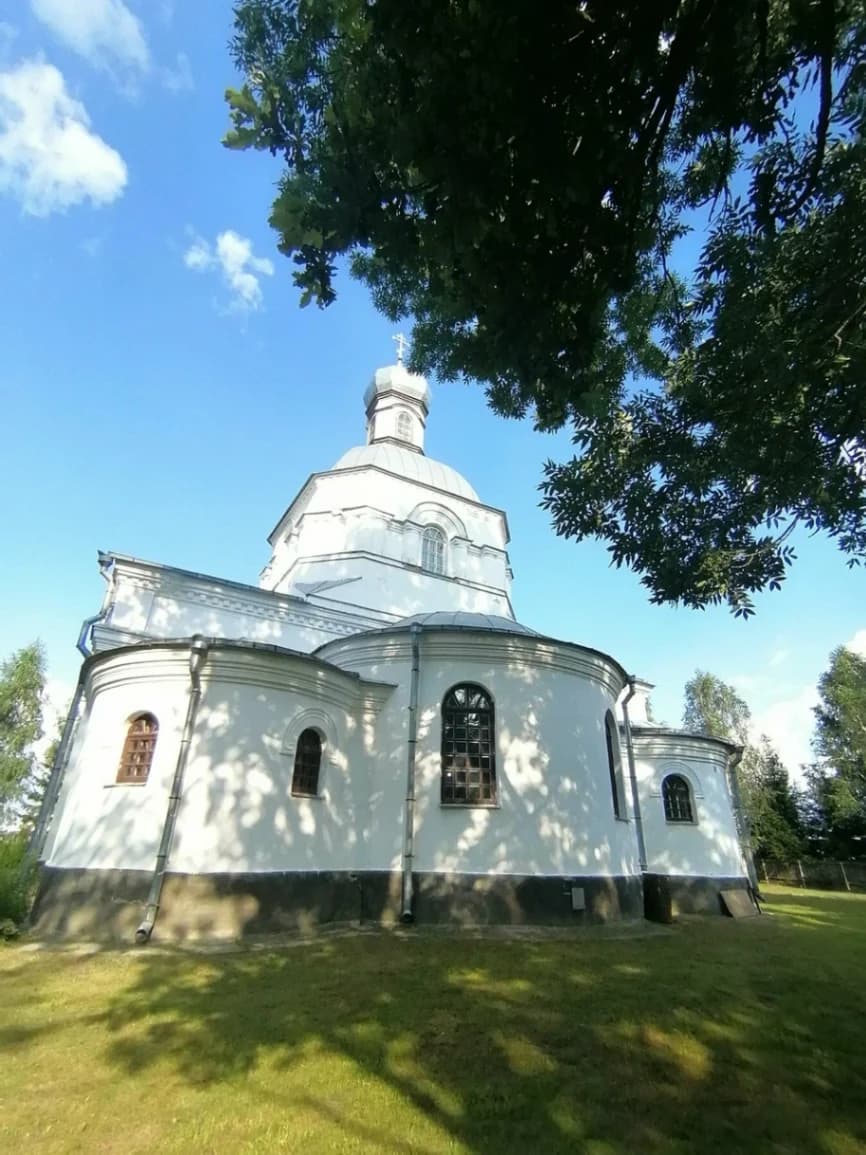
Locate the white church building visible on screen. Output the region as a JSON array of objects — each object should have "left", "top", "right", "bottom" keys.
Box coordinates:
[{"left": 32, "top": 357, "right": 753, "bottom": 941}]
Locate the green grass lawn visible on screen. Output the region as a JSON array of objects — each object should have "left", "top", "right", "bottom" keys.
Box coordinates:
[{"left": 2, "top": 886, "right": 866, "bottom": 1154}]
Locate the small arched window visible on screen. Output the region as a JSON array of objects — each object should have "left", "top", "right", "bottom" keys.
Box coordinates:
[
  {"left": 605, "top": 711, "right": 625, "bottom": 819},
  {"left": 422, "top": 526, "right": 446, "bottom": 574},
  {"left": 292, "top": 728, "right": 322, "bottom": 797},
  {"left": 663, "top": 774, "right": 695, "bottom": 823},
  {"left": 117, "top": 713, "right": 158, "bottom": 784},
  {"left": 396, "top": 410, "right": 413, "bottom": 441},
  {"left": 441, "top": 683, "right": 496, "bottom": 805}
]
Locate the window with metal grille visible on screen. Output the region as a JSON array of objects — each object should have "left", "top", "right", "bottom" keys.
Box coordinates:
[
  {"left": 422, "top": 526, "right": 445, "bottom": 574},
  {"left": 605, "top": 710, "right": 624, "bottom": 818},
  {"left": 292, "top": 728, "right": 322, "bottom": 796},
  {"left": 662, "top": 774, "right": 695, "bottom": 823},
  {"left": 441, "top": 683, "right": 496, "bottom": 805},
  {"left": 396, "top": 410, "right": 413, "bottom": 441},
  {"left": 116, "top": 713, "right": 158, "bottom": 784}
]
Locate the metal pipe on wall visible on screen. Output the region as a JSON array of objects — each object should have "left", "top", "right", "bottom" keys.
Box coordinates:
[
  {"left": 401, "top": 624, "right": 422, "bottom": 922},
  {"left": 135, "top": 636, "right": 209, "bottom": 944},
  {"left": 621, "top": 678, "right": 648, "bottom": 872}
]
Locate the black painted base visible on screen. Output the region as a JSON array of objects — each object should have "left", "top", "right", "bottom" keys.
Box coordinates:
[
  {"left": 643, "top": 872, "right": 752, "bottom": 923},
  {"left": 32, "top": 867, "right": 647, "bottom": 941},
  {"left": 30, "top": 867, "right": 748, "bottom": 941}
]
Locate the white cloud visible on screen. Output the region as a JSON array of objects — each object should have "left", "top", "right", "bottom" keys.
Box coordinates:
[
  {"left": 0, "top": 58, "right": 127, "bottom": 215},
  {"left": 184, "top": 229, "right": 274, "bottom": 311},
  {"left": 752, "top": 684, "right": 819, "bottom": 783},
  {"left": 30, "top": 0, "right": 149, "bottom": 74},
  {"left": 846, "top": 629, "right": 866, "bottom": 657},
  {"left": 159, "top": 50, "right": 193, "bottom": 93}
]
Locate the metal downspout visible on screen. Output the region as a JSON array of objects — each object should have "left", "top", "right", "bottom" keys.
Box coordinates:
[
  {"left": 28, "top": 671, "right": 86, "bottom": 862},
  {"left": 401, "top": 624, "right": 422, "bottom": 922},
  {"left": 727, "top": 748, "right": 760, "bottom": 896},
  {"left": 135, "top": 636, "right": 209, "bottom": 944},
  {"left": 621, "top": 678, "right": 647, "bottom": 872},
  {"left": 77, "top": 553, "right": 117, "bottom": 658}
]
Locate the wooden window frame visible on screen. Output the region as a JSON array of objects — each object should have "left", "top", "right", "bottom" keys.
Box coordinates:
[{"left": 116, "top": 713, "right": 158, "bottom": 785}]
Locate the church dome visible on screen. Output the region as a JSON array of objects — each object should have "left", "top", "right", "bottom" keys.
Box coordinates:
[
  {"left": 363, "top": 363, "right": 430, "bottom": 409},
  {"left": 331, "top": 443, "right": 480, "bottom": 502}
]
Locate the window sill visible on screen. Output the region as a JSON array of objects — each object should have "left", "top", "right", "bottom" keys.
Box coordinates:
[
  {"left": 291, "top": 792, "right": 323, "bottom": 801},
  {"left": 440, "top": 802, "right": 501, "bottom": 810},
  {"left": 104, "top": 781, "right": 148, "bottom": 788},
  {"left": 665, "top": 819, "right": 699, "bottom": 827}
]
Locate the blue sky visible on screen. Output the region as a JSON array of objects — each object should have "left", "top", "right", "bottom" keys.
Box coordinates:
[{"left": 0, "top": 0, "right": 863, "bottom": 776}]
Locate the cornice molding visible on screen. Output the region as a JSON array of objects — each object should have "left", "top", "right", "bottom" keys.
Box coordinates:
[
  {"left": 631, "top": 728, "right": 734, "bottom": 765},
  {"left": 112, "top": 563, "right": 378, "bottom": 637},
  {"left": 320, "top": 631, "right": 626, "bottom": 698},
  {"left": 85, "top": 640, "right": 396, "bottom": 714}
]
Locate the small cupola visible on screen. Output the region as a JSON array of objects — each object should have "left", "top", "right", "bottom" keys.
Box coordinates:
[{"left": 363, "top": 339, "right": 429, "bottom": 453}]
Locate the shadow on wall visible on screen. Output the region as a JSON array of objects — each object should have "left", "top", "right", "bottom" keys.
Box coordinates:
[{"left": 50, "top": 891, "right": 865, "bottom": 1153}]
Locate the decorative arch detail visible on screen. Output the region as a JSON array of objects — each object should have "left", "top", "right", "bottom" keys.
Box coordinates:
[
  {"left": 649, "top": 761, "right": 704, "bottom": 799},
  {"left": 281, "top": 707, "right": 340, "bottom": 777},
  {"left": 406, "top": 501, "right": 468, "bottom": 541}
]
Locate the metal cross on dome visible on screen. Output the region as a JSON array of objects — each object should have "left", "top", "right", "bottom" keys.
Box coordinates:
[{"left": 392, "top": 332, "right": 409, "bottom": 364}]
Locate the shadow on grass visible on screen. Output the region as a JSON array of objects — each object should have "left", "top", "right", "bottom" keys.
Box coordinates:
[{"left": 85, "top": 891, "right": 866, "bottom": 1154}]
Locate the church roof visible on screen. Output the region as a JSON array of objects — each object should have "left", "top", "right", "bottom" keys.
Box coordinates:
[
  {"left": 360, "top": 610, "right": 540, "bottom": 635},
  {"left": 331, "top": 443, "right": 480, "bottom": 502},
  {"left": 363, "top": 363, "right": 430, "bottom": 409}
]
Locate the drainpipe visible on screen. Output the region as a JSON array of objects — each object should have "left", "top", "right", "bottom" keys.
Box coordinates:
[
  {"left": 401, "top": 624, "right": 422, "bottom": 922},
  {"left": 135, "top": 636, "right": 209, "bottom": 944},
  {"left": 621, "top": 678, "right": 647, "bottom": 872},
  {"left": 726, "top": 747, "right": 761, "bottom": 897},
  {"left": 28, "top": 669, "right": 86, "bottom": 863},
  {"left": 77, "top": 553, "right": 117, "bottom": 658}
]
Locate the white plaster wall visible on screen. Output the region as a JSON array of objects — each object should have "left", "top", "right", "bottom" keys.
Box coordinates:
[
  {"left": 94, "top": 562, "right": 386, "bottom": 656},
  {"left": 321, "top": 632, "right": 639, "bottom": 880},
  {"left": 46, "top": 645, "right": 400, "bottom": 878},
  {"left": 263, "top": 466, "right": 513, "bottom": 619},
  {"left": 169, "top": 676, "right": 399, "bottom": 875},
  {"left": 47, "top": 651, "right": 190, "bottom": 872},
  {"left": 635, "top": 738, "right": 746, "bottom": 878},
  {"left": 282, "top": 554, "right": 512, "bottom": 621}
]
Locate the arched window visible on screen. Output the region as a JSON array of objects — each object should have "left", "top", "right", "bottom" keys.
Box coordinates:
[
  {"left": 663, "top": 774, "right": 695, "bottom": 823},
  {"left": 292, "top": 728, "right": 322, "bottom": 797},
  {"left": 117, "top": 713, "right": 158, "bottom": 784},
  {"left": 396, "top": 410, "right": 413, "bottom": 441},
  {"left": 605, "top": 710, "right": 625, "bottom": 819},
  {"left": 441, "top": 683, "right": 496, "bottom": 805},
  {"left": 422, "top": 526, "right": 446, "bottom": 574}
]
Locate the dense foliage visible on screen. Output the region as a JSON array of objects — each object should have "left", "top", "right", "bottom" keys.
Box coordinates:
[
  {"left": 227, "top": 0, "right": 866, "bottom": 614},
  {"left": 682, "top": 670, "right": 806, "bottom": 858},
  {"left": 0, "top": 642, "right": 47, "bottom": 831},
  {"left": 807, "top": 645, "right": 866, "bottom": 855}
]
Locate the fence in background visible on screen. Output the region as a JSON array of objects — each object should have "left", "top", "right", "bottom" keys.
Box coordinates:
[{"left": 759, "top": 859, "right": 866, "bottom": 892}]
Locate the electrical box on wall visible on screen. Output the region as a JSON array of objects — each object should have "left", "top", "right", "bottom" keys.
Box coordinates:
[{"left": 571, "top": 886, "right": 586, "bottom": 912}]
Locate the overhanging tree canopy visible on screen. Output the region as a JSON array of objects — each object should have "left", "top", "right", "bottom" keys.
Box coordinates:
[{"left": 226, "top": 0, "right": 866, "bottom": 614}]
